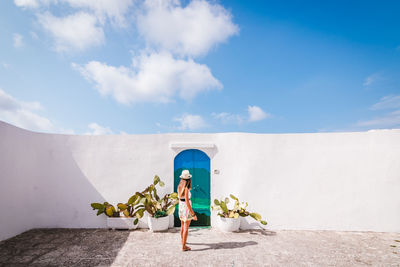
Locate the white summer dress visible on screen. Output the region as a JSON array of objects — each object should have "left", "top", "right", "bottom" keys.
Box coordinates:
[{"left": 178, "top": 190, "right": 193, "bottom": 221}]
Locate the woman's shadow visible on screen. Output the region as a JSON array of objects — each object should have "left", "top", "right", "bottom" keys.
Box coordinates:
[{"left": 186, "top": 241, "right": 257, "bottom": 251}]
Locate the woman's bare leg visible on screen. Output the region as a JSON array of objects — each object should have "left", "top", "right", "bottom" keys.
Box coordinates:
[
  {"left": 180, "top": 220, "right": 184, "bottom": 245},
  {"left": 182, "top": 220, "right": 192, "bottom": 251}
]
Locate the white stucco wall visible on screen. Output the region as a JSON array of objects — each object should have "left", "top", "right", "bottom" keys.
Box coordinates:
[{"left": 1, "top": 120, "right": 399, "bottom": 241}]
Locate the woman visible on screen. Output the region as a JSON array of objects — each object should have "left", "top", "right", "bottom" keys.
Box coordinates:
[{"left": 178, "top": 169, "right": 198, "bottom": 251}]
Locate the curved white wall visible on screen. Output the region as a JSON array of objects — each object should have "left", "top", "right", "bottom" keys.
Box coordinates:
[{"left": 1, "top": 120, "right": 399, "bottom": 240}]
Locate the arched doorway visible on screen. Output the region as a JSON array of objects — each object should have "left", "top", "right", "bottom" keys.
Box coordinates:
[{"left": 174, "top": 149, "right": 210, "bottom": 227}]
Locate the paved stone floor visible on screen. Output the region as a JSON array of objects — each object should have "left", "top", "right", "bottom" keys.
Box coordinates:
[{"left": 0, "top": 228, "right": 399, "bottom": 266}]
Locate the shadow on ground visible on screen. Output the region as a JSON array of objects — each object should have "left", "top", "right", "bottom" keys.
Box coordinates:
[
  {"left": 237, "top": 229, "right": 277, "bottom": 236},
  {"left": 1, "top": 227, "right": 399, "bottom": 266},
  {"left": 186, "top": 241, "right": 257, "bottom": 251},
  {"left": 0, "top": 228, "right": 129, "bottom": 266}
]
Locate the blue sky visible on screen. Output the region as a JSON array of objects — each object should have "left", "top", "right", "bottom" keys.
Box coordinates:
[{"left": 1, "top": 0, "right": 399, "bottom": 135}]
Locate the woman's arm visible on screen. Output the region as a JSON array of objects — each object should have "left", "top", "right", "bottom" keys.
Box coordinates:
[{"left": 184, "top": 188, "right": 195, "bottom": 216}]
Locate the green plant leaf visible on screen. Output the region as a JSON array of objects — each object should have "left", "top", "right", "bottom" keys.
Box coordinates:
[
  {"left": 134, "top": 208, "right": 145, "bottom": 218},
  {"left": 91, "top": 203, "right": 103, "bottom": 210},
  {"left": 133, "top": 197, "right": 141, "bottom": 205},
  {"left": 159, "top": 180, "right": 165, "bottom": 187},
  {"left": 105, "top": 206, "right": 115, "bottom": 217},
  {"left": 260, "top": 220, "right": 268, "bottom": 225},
  {"left": 214, "top": 199, "right": 220, "bottom": 206},
  {"left": 145, "top": 194, "right": 152, "bottom": 203},
  {"left": 154, "top": 210, "right": 167, "bottom": 218},
  {"left": 166, "top": 206, "right": 175, "bottom": 215},
  {"left": 229, "top": 194, "right": 238, "bottom": 201},
  {"left": 153, "top": 187, "right": 160, "bottom": 201},
  {"left": 123, "top": 210, "right": 130, "bottom": 217},
  {"left": 117, "top": 203, "right": 128, "bottom": 211},
  {"left": 169, "top": 192, "right": 178, "bottom": 199},
  {"left": 153, "top": 175, "right": 160, "bottom": 185},
  {"left": 225, "top": 197, "right": 229, "bottom": 204},
  {"left": 134, "top": 218, "right": 139, "bottom": 225},
  {"left": 149, "top": 184, "right": 154, "bottom": 193},
  {"left": 220, "top": 201, "right": 228, "bottom": 214},
  {"left": 144, "top": 204, "right": 154, "bottom": 216},
  {"left": 249, "top": 212, "right": 262, "bottom": 221},
  {"left": 234, "top": 200, "right": 239, "bottom": 210},
  {"left": 128, "top": 194, "right": 138, "bottom": 205},
  {"left": 96, "top": 208, "right": 104, "bottom": 216}
]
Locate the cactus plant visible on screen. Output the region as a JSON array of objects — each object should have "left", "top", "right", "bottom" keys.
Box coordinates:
[
  {"left": 90, "top": 202, "right": 120, "bottom": 217},
  {"left": 211, "top": 194, "right": 267, "bottom": 225},
  {"left": 90, "top": 196, "right": 145, "bottom": 225},
  {"left": 133, "top": 175, "right": 179, "bottom": 218},
  {"left": 90, "top": 175, "right": 179, "bottom": 226}
]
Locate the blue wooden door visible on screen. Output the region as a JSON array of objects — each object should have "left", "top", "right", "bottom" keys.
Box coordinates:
[{"left": 174, "top": 149, "right": 210, "bottom": 226}]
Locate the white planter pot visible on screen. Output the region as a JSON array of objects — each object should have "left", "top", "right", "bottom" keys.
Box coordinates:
[
  {"left": 147, "top": 215, "right": 169, "bottom": 232},
  {"left": 137, "top": 212, "right": 149, "bottom": 229},
  {"left": 107, "top": 217, "right": 139, "bottom": 230},
  {"left": 239, "top": 216, "right": 251, "bottom": 230},
  {"left": 218, "top": 216, "right": 240, "bottom": 232}
]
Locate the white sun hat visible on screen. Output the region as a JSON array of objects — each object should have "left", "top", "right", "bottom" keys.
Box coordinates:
[{"left": 180, "top": 170, "right": 192, "bottom": 179}]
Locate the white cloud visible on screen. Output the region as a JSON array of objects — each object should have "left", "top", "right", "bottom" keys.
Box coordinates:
[
  {"left": 37, "top": 11, "right": 105, "bottom": 52},
  {"left": 73, "top": 51, "right": 222, "bottom": 104},
  {"left": 0, "top": 88, "right": 74, "bottom": 134},
  {"left": 137, "top": 0, "right": 239, "bottom": 57},
  {"left": 174, "top": 113, "right": 207, "bottom": 130},
  {"left": 15, "top": 0, "right": 133, "bottom": 26},
  {"left": 17, "top": 0, "right": 236, "bottom": 105},
  {"left": 371, "top": 95, "right": 400, "bottom": 110},
  {"left": 248, "top": 105, "right": 269, "bottom": 122},
  {"left": 212, "top": 112, "right": 243, "bottom": 125},
  {"left": 363, "top": 72, "right": 382, "bottom": 86},
  {"left": 14, "top": 0, "right": 59, "bottom": 9},
  {"left": 13, "top": 33, "right": 24, "bottom": 48},
  {"left": 15, "top": 0, "right": 133, "bottom": 51},
  {"left": 65, "top": 0, "right": 133, "bottom": 26},
  {"left": 351, "top": 95, "right": 400, "bottom": 130},
  {"left": 14, "top": 0, "right": 39, "bottom": 8},
  {"left": 213, "top": 106, "right": 272, "bottom": 124},
  {"left": 356, "top": 110, "right": 400, "bottom": 128},
  {"left": 84, "top": 122, "right": 113, "bottom": 135}
]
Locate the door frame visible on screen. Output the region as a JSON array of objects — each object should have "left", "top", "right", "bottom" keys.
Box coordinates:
[{"left": 170, "top": 143, "right": 217, "bottom": 227}]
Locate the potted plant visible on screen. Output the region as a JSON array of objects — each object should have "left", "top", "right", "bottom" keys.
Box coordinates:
[
  {"left": 134, "top": 175, "right": 179, "bottom": 231},
  {"left": 211, "top": 194, "right": 267, "bottom": 232},
  {"left": 90, "top": 196, "right": 145, "bottom": 230}
]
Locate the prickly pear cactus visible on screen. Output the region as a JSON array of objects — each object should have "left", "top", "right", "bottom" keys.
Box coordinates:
[
  {"left": 90, "top": 174, "right": 180, "bottom": 222},
  {"left": 211, "top": 194, "right": 268, "bottom": 225},
  {"left": 132, "top": 175, "right": 179, "bottom": 218}
]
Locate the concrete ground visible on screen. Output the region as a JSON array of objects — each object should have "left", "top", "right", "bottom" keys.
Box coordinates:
[{"left": 0, "top": 228, "right": 399, "bottom": 267}]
